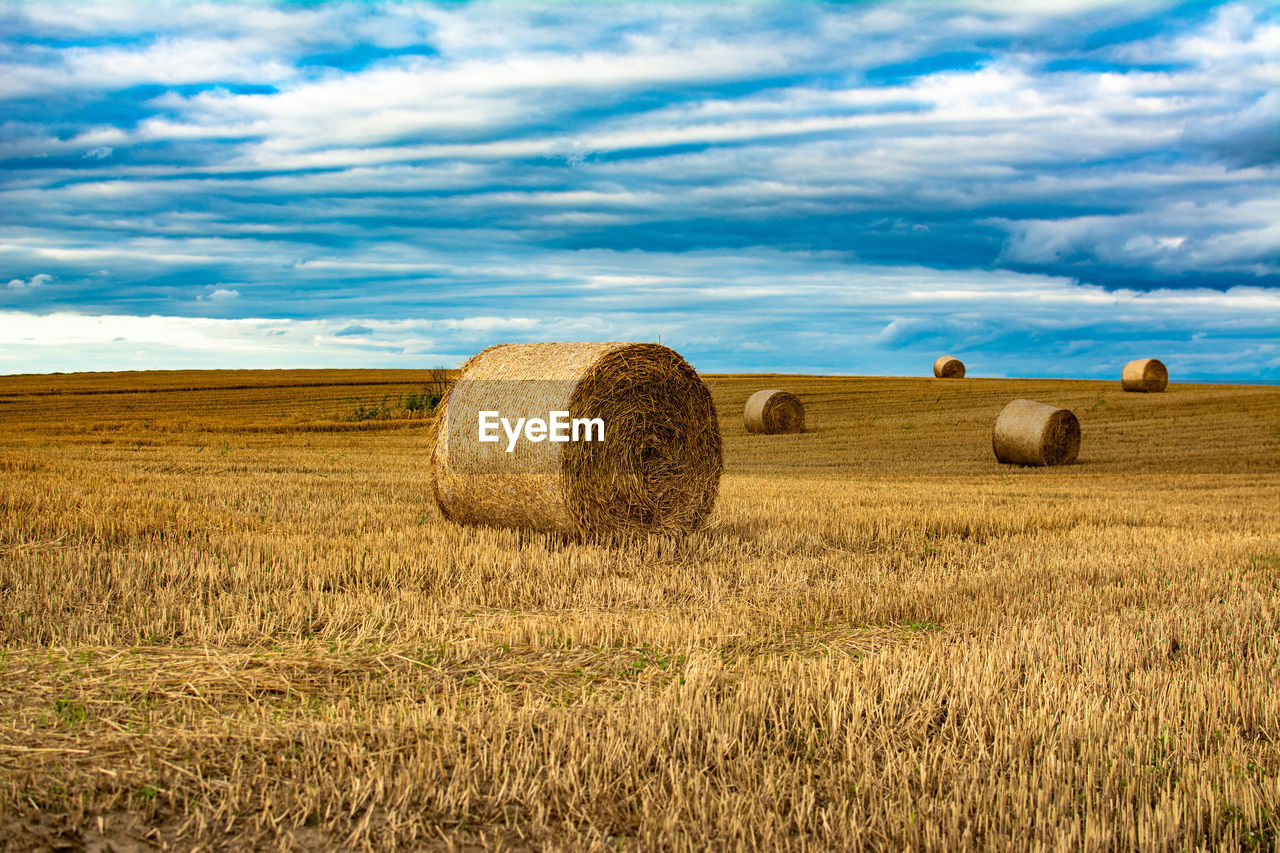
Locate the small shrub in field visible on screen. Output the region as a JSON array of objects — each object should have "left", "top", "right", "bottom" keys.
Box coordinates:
[
  {"left": 346, "top": 397, "right": 394, "bottom": 422},
  {"left": 344, "top": 369, "right": 449, "bottom": 421},
  {"left": 399, "top": 389, "right": 441, "bottom": 416}
]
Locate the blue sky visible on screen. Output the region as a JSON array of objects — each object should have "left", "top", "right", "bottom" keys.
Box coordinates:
[{"left": 1, "top": 0, "right": 1276, "bottom": 381}]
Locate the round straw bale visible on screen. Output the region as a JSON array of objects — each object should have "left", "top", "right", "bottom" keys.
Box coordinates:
[
  {"left": 1121, "top": 358, "right": 1168, "bottom": 392},
  {"left": 430, "top": 342, "right": 722, "bottom": 536},
  {"left": 743, "top": 389, "right": 805, "bottom": 434},
  {"left": 933, "top": 355, "right": 966, "bottom": 379},
  {"left": 992, "top": 398, "right": 1080, "bottom": 467}
]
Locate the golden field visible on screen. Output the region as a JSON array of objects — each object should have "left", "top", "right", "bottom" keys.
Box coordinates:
[{"left": 1, "top": 369, "right": 1278, "bottom": 851}]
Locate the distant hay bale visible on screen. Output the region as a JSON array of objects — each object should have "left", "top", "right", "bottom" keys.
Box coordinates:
[
  {"left": 743, "top": 389, "right": 805, "bottom": 434},
  {"left": 1121, "top": 358, "right": 1168, "bottom": 393},
  {"left": 992, "top": 398, "right": 1080, "bottom": 467},
  {"left": 933, "top": 355, "right": 966, "bottom": 379},
  {"left": 430, "top": 342, "right": 722, "bottom": 536}
]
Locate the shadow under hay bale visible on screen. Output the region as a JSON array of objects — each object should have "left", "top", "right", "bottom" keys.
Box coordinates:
[
  {"left": 430, "top": 342, "right": 722, "bottom": 536},
  {"left": 743, "top": 389, "right": 805, "bottom": 434},
  {"left": 933, "top": 355, "right": 966, "bottom": 379},
  {"left": 992, "top": 398, "right": 1080, "bottom": 467},
  {"left": 1122, "top": 358, "right": 1169, "bottom": 393}
]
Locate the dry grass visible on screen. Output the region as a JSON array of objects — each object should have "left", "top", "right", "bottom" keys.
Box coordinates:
[{"left": 1, "top": 370, "right": 1278, "bottom": 851}]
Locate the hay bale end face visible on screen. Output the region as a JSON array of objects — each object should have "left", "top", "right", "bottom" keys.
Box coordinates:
[
  {"left": 430, "top": 342, "right": 722, "bottom": 536},
  {"left": 1121, "top": 358, "right": 1169, "bottom": 392},
  {"left": 992, "top": 398, "right": 1080, "bottom": 467},
  {"left": 743, "top": 389, "right": 805, "bottom": 434},
  {"left": 933, "top": 355, "right": 966, "bottom": 379}
]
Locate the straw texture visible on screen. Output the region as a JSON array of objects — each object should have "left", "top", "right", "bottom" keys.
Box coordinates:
[
  {"left": 1121, "top": 358, "right": 1169, "bottom": 393},
  {"left": 430, "top": 342, "right": 722, "bottom": 536},
  {"left": 743, "top": 390, "right": 805, "bottom": 434},
  {"left": 992, "top": 398, "right": 1080, "bottom": 467},
  {"left": 933, "top": 356, "right": 966, "bottom": 379}
]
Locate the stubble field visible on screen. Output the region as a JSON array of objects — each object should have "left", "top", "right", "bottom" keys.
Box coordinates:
[{"left": 1, "top": 369, "right": 1277, "bottom": 851}]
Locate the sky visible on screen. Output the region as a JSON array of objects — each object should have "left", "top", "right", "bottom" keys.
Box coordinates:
[{"left": 0, "top": 0, "right": 1277, "bottom": 381}]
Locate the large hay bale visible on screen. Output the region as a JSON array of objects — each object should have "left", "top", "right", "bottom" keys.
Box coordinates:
[
  {"left": 933, "top": 355, "right": 966, "bottom": 379},
  {"left": 430, "top": 342, "right": 722, "bottom": 536},
  {"left": 743, "top": 389, "right": 805, "bottom": 434},
  {"left": 1121, "top": 358, "right": 1168, "bottom": 392},
  {"left": 992, "top": 398, "right": 1080, "bottom": 467}
]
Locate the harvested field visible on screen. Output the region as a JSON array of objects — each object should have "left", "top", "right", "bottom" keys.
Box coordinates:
[{"left": 1, "top": 370, "right": 1278, "bottom": 851}]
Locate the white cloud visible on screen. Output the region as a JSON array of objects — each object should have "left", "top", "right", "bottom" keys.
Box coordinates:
[
  {"left": 0, "top": 1, "right": 1275, "bottom": 380},
  {"left": 0, "top": 38, "right": 298, "bottom": 100},
  {"left": 993, "top": 197, "right": 1280, "bottom": 273},
  {"left": 1, "top": 262, "right": 1276, "bottom": 377},
  {"left": 5, "top": 273, "right": 52, "bottom": 290}
]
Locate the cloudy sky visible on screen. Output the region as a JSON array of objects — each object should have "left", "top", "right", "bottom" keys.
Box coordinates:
[{"left": 1, "top": 0, "right": 1276, "bottom": 380}]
